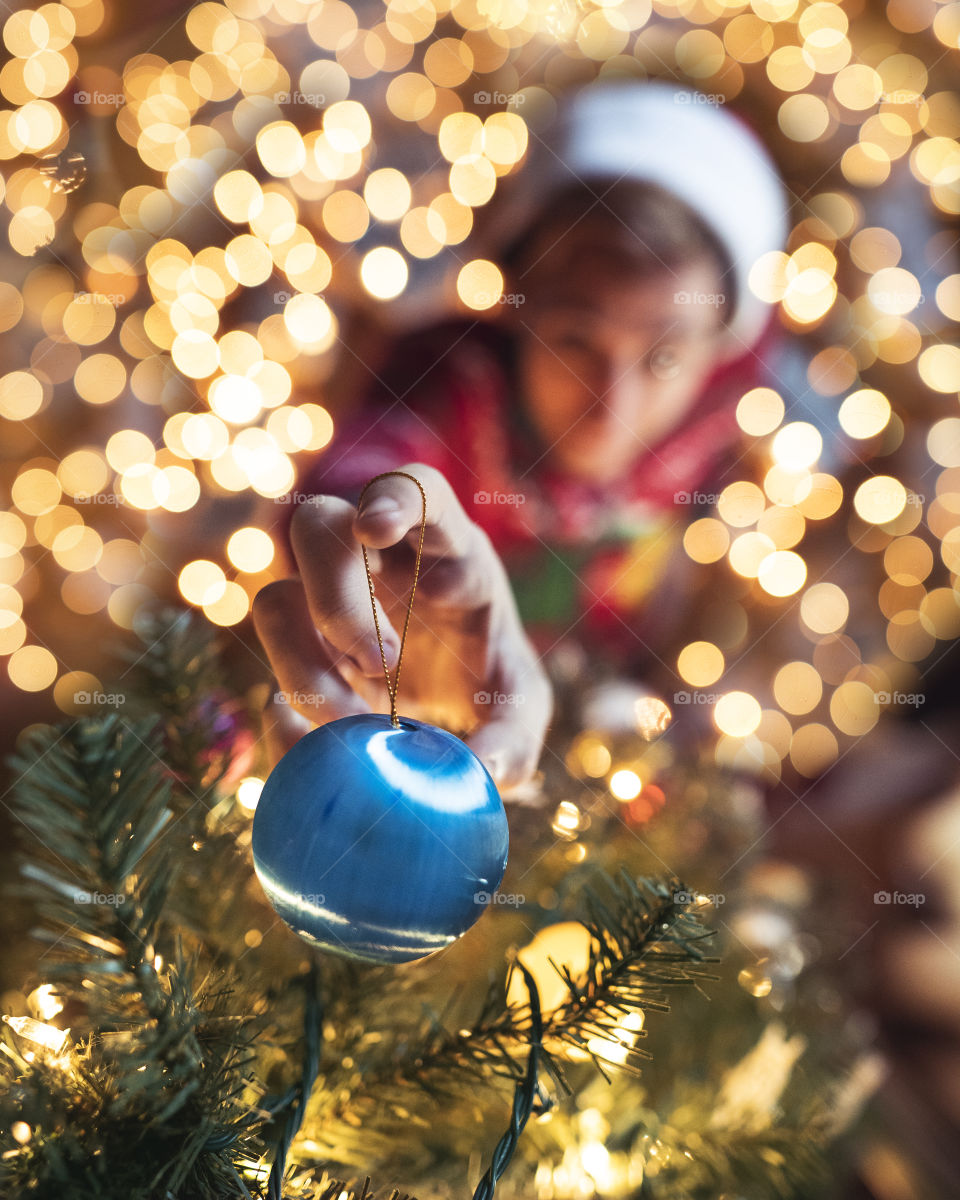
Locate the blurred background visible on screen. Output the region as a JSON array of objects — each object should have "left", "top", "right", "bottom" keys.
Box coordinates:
[{"left": 1, "top": 0, "right": 959, "bottom": 1196}]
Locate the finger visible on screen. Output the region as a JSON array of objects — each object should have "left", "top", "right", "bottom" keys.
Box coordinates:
[
  {"left": 262, "top": 694, "right": 314, "bottom": 765},
  {"left": 467, "top": 712, "right": 546, "bottom": 791},
  {"left": 467, "top": 642, "right": 553, "bottom": 790},
  {"left": 359, "top": 471, "right": 501, "bottom": 609},
  {"left": 252, "top": 577, "right": 373, "bottom": 722},
  {"left": 289, "top": 497, "right": 401, "bottom": 677},
  {"left": 355, "top": 463, "right": 472, "bottom": 554}
]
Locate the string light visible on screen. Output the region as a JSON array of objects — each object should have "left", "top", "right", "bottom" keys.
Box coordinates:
[
  {"left": 26, "top": 984, "right": 64, "bottom": 1022},
  {"left": 237, "top": 776, "right": 264, "bottom": 813},
  {"left": 0, "top": 0, "right": 952, "bottom": 816},
  {"left": 609, "top": 769, "right": 643, "bottom": 802},
  {"left": 3, "top": 1013, "right": 70, "bottom": 1055},
  {"left": 552, "top": 800, "right": 586, "bottom": 840}
]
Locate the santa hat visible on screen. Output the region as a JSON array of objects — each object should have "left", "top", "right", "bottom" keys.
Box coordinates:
[{"left": 497, "top": 81, "right": 789, "bottom": 357}]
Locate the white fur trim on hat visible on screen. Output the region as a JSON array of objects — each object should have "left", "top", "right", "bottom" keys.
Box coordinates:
[{"left": 503, "top": 81, "right": 788, "bottom": 355}]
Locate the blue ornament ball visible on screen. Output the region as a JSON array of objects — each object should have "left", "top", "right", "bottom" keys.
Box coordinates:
[{"left": 252, "top": 713, "right": 509, "bottom": 964}]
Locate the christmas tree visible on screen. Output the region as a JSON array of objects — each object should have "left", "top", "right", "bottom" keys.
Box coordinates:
[
  {"left": 1, "top": 0, "right": 957, "bottom": 1195},
  {"left": 2, "top": 610, "right": 879, "bottom": 1198}
]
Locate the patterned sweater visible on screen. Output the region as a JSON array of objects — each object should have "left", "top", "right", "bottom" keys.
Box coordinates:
[{"left": 294, "top": 318, "right": 775, "bottom": 676}]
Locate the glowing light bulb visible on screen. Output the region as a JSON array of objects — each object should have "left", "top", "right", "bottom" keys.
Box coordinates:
[
  {"left": 237, "top": 776, "right": 264, "bottom": 813},
  {"left": 3, "top": 1013, "right": 69, "bottom": 1054},
  {"left": 552, "top": 800, "right": 585, "bottom": 839},
  {"left": 609, "top": 769, "right": 643, "bottom": 801},
  {"left": 27, "top": 984, "right": 63, "bottom": 1021}
]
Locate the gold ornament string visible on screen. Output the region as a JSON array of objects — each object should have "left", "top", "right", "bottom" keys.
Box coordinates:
[{"left": 357, "top": 471, "right": 428, "bottom": 729}]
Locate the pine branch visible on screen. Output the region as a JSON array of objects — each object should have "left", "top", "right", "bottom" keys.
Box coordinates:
[
  {"left": 2, "top": 613, "right": 848, "bottom": 1200},
  {"left": 2, "top": 716, "right": 270, "bottom": 1199},
  {"left": 293, "top": 874, "right": 718, "bottom": 1171},
  {"left": 115, "top": 607, "right": 235, "bottom": 804},
  {"left": 9, "top": 716, "right": 175, "bottom": 1014},
  {"left": 534, "top": 872, "right": 718, "bottom": 1079},
  {"left": 412, "top": 873, "right": 716, "bottom": 1086}
]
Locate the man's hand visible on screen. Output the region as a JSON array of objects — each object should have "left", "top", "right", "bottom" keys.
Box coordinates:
[{"left": 252, "top": 464, "right": 553, "bottom": 791}]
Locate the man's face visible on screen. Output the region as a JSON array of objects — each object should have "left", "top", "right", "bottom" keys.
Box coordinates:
[{"left": 512, "top": 255, "right": 729, "bottom": 485}]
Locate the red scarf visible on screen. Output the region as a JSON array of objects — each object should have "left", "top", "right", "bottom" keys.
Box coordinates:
[{"left": 294, "top": 317, "right": 777, "bottom": 554}]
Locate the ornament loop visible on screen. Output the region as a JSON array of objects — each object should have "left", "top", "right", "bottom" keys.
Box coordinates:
[{"left": 357, "top": 471, "right": 428, "bottom": 729}]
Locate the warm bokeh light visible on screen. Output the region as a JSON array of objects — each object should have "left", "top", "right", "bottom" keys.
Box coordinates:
[
  {"left": 853, "top": 476, "right": 908, "bottom": 524},
  {"left": 236, "top": 776, "right": 264, "bottom": 814},
  {"left": 829, "top": 680, "right": 879, "bottom": 737},
  {"left": 677, "top": 641, "right": 725, "bottom": 687},
  {"left": 364, "top": 168, "right": 412, "bottom": 221},
  {"left": 457, "top": 259, "right": 503, "bottom": 310},
  {"left": 838, "top": 388, "right": 891, "bottom": 439},
  {"left": 609, "top": 769, "right": 643, "bottom": 802},
  {"left": 227, "top": 528, "right": 275, "bottom": 574},
  {"left": 729, "top": 532, "right": 777, "bottom": 579},
  {"left": 918, "top": 344, "right": 960, "bottom": 393},
  {"left": 790, "top": 722, "right": 839, "bottom": 777},
  {"left": 771, "top": 422, "right": 823, "bottom": 471},
  {"left": 796, "top": 473, "right": 844, "bottom": 520},
  {"left": 757, "top": 550, "right": 807, "bottom": 597},
  {"left": 718, "top": 482, "right": 766, "bottom": 528},
  {"left": 506, "top": 922, "right": 593, "bottom": 1016},
  {"left": 178, "top": 559, "right": 226, "bottom": 606},
  {"left": 714, "top": 691, "right": 763, "bottom": 738},
  {"left": 634, "top": 697, "right": 672, "bottom": 739},
  {"left": 0, "top": 0, "right": 952, "bottom": 812},
  {"left": 359, "top": 246, "right": 408, "bottom": 300},
  {"left": 773, "top": 661, "right": 823, "bottom": 715},
  {"left": 203, "top": 580, "right": 250, "bottom": 627},
  {"left": 8, "top": 644, "right": 58, "bottom": 692},
  {"left": 800, "top": 582, "right": 850, "bottom": 634},
  {"left": 735, "top": 387, "right": 785, "bottom": 437},
  {"left": 683, "top": 518, "right": 730, "bottom": 564}
]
